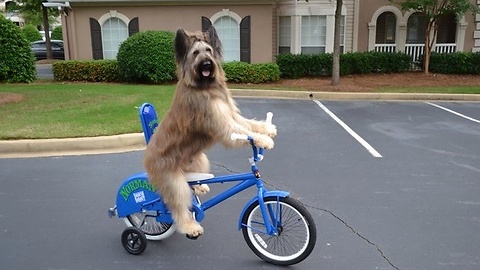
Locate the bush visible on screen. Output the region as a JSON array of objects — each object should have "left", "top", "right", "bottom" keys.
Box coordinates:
[
  {"left": 0, "top": 15, "right": 36, "bottom": 83},
  {"left": 277, "top": 51, "right": 411, "bottom": 79},
  {"left": 52, "top": 60, "right": 120, "bottom": 82},
  {"left": 117, "top": 30, "right": 176, "bottom": 83},
  {"left": 51, "top": 25, "right": 63, "bottom": 40},
  {"left": 222, "top": 61, "right": 280, "bottom": 83},
  {"left": 428, "top": 52, "right": 480, "bottom": 74},
  {"left": 20, "top": 24, "right": 42, "bottom": 42}
]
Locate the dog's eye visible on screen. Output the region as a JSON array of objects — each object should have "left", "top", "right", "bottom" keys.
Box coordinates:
[
  {"left": 193, "top": 50, "right": 199, "bottom": 55},
  {"left": 206, "top": 48, "right": 212, "bottom": 53}
]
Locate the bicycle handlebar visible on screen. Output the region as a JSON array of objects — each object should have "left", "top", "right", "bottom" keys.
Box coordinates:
[{"left": 230, "top": 112, "right": 273, "bottom": 163}]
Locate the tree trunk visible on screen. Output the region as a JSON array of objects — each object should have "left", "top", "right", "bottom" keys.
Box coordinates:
[
  {"left": 42, "top": 5, "right": 52, "bottom": 60},
  {"left": 331, "top": 0, "right": 342, "bottom": 86}
]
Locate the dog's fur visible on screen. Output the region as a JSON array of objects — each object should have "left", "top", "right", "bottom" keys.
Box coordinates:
[{"left": 144, "top": 27, "right": 276, "bottom": 238}]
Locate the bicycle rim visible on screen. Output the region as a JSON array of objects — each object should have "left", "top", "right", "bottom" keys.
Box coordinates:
[
  {"left": 242, "top": 197, "right": 315, "bottom": 265},
  {"left": 124, "top": 213, "right": 176, "bottom": 241}
]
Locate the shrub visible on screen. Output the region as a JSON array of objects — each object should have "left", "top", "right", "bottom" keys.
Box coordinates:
[
  {"left": 52, "top": 60, "right": 120, "bottom": 82},
  {"left": 428, "top": 52, "right": 480, "bottom": 74},
  {"left": 222, "top": 61, "right": 280, "bottom": 83},
  {"left": 51, "top": 25, "right": 63, "bottom": 40},
  {"left": 0, "top": 15, "right": 36, "bottom": 83},
  {"left": 117, "top": 30, "right": 176, "bottom": 83},
  {"left": 20, "top": 24, "right": 42, "bottom": 42},
  {"left": 277, "top": 51, "right": 411, "bottom": 79}
]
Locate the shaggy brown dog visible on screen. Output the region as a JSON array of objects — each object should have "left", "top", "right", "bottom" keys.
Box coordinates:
[{"left": 144, "top": 26, "right": 276, "bottom": 238}]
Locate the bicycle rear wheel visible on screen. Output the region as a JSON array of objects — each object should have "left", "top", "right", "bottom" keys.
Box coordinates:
[
  {"left": 124, "top": 213, "right": 176, "bottom": 241},
  {"left": 241, "top": 196, "right": 316, "bottom": 266}
]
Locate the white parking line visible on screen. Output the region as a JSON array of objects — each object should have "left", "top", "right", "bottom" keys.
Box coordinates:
[
  {"left": 426, "top": 102, "right": 480, "bottom": 124},
  {"left": 313, "top": 100, "right": 382, "bottom": 158}
]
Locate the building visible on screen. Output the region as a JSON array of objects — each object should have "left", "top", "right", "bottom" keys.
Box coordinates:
[
  {"left": 1, "top": 0, "right": 25, "bottom": 26},
  {"left": 47, "top": 0, "right": 480, "bottom": 63}
]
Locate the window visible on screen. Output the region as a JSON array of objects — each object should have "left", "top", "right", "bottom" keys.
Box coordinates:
[
  {"left": 102, "top": 17, "right": 128, "bottom": 59},
  {"left": 213, "top": 16, "right": 240, "bottom": 62},
  {"left": 301, "top": 16, "right": 326, "bottom": 54},
  {"left": 376, "top": 12, "right": 396, "bottom": 44},
  {"left": 278, "top": 16, "right": 291, "bottom": 54},
  {"left": 437, "top": 13, "right": 456, "bottom": 43},
  {"left": 407, "top": 13, "right": 426, "bottom": 44},
  {"left": 340, "top": 16, "right": 345, "bottom": 53}
]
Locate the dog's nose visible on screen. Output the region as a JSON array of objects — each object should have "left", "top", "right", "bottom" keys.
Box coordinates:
[{"left": 202, "top": 61, "right": 212, "bottom": 69}]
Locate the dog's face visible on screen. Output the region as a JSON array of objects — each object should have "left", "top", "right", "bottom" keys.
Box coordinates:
[{"left": 175, "top": 27, "right": 224, "bottom": 88}]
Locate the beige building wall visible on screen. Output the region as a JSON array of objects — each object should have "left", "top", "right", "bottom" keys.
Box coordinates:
[{"left": 63, "top": 3, "right": 274, "bottom": 62}]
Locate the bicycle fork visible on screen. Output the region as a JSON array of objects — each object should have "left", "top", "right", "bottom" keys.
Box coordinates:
[{"left": 256, "top": 183, "right": 281, "bottom": 236}]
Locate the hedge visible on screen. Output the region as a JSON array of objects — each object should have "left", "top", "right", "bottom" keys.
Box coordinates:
[
  {"left": 52, "top": 60, "right": 120, "bottom": 82},
  {"left": 277, "top": 51, "right": 412, "bottom": 79},
  {"left": 222, "top": 61, "right": 280, "bottom": 83},
  {"left": 428, "top": 52, "right": 480, "bottom": 74}
]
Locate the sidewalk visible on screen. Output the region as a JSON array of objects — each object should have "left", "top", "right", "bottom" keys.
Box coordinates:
[{"left": 1, "top": 90, "right": 479, "bottom": 158}]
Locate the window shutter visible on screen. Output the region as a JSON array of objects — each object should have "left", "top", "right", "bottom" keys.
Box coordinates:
[
  {"left": 240, "top": 16, "right": 251, "bottom": 63},
  {"left": 201, "top": 16, "right": 212, "bottom": 32},
  {"left": 89, "top": 18, "right": 103, "bottom": 60},
  {"left": 128, "top": 17, "right": 139, "bottom": 36}
]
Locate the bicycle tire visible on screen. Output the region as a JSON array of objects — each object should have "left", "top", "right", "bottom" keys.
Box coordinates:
[
  {"left": 124, "top": 213, "right": 176, "bottom": 241},
  {"left": 241, "top": 196, "right": 316, "bottom": 266},
  {"left": 121, "top": 227, "right": 147, "bottom": 255}
]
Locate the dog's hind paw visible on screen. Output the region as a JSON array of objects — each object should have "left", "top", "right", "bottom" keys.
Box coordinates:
[
  {"left": 182, "top": 222, "right": 204, "bottom": 239},
  {"left": 192, "top": 184, "right": 210, "bottom": 195}
]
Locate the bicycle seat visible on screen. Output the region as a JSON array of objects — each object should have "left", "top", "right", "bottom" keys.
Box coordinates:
[{"left": 186, "top": 173, "right": 214, "bottom": 182}]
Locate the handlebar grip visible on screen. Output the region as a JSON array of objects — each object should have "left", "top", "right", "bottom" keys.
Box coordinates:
[
  {"left": 230, "top": 133, "right": 249, "bottom": 141},
  {"left": 266, "top": 112, "right": 273, "bottom": 124}
]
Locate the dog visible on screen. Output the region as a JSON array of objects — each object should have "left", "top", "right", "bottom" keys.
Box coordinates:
[{"left": 144, "top": 26, "right": 277, "bottom": 239}]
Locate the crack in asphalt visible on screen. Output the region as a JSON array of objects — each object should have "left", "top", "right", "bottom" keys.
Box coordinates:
[{"left": 211, "top": 162, "right": 400, "bottom": 269}]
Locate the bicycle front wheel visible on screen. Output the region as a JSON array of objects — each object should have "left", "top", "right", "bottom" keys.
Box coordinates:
[
  {"left": 241, "top": 196, "right": 316, "bottom": 266},
  {"left": 124, "top": 213, "right": 176, "bottom": 241}
]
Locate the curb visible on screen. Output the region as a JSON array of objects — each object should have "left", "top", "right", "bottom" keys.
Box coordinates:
[
  {"left": 2, "top": 91, "right": 479, "bottom": 158},
  {"left": 0, "top": 133, "right": 145, "bottom": 159}
]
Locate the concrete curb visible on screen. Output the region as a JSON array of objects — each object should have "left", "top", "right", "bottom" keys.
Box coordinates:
[
  {"left": 0, "top": 133, "right": 145, "bottom": 159},
  {"left": 1, "top": 91, "right": 479, "bottom": 158}
]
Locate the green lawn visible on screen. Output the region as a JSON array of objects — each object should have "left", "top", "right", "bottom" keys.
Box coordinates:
[
  {"left": 1, "top": 82, "right": 479, "bottom": 140},
  {"left": 0, "top": 83, "right": 174, "bottom": 139}
]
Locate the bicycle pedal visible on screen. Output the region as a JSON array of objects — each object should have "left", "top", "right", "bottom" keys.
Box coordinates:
[{"left": 186, "top": 234, "right": 199, "bottom": 240}]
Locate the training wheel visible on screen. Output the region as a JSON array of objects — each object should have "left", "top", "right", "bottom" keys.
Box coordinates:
[{"left": 121, "top": 227, "right": 147, "bottom": 255}]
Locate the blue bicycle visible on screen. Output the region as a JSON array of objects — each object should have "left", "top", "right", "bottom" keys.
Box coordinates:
[{"left": 109, "top": 103, "right": 316, "bottom": 266}]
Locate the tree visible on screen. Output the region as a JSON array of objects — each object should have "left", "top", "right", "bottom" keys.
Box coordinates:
[
  {"left": 331, "top": 0, "right": 343, "bottom": 86},
  {"left": 20, "top": 23, "right": 42, "bottom": 42},
  {"left": 0, "top": 14, "right": 36, "bottom": 83},
  {"left": 18, "top": 0, "right": 60, "bottom": 59},
  {"left": 391, "top": 0, "right": 479, "bottom": 74}
]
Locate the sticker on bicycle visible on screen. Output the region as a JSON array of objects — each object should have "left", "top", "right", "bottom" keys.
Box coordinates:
[{"left": 133, "top": 191, "right": 146, "bottom": 203}]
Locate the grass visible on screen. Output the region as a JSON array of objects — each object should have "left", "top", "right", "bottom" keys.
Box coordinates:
[
  {"left": 1, "top": 81, "right": 479, "bottom": 140},
  {"left": 0, "top": 83, "right": 174, "bottom": 139}
]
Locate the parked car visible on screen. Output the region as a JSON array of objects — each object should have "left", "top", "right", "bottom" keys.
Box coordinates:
[{"left": 31, "top": 40, "right": 65, "bottom": 60}]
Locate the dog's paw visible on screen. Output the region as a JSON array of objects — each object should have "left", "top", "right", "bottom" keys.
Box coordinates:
[
  {"left": 183, "top": 222, "right": 204, "bottom": 239},
  {"left": 192, "top": 184, "right": 210, "bottom": 196},
  {"left": 254, "top": 135, "right": 274, "bottom": 150},
  {"left": 265, "top": 123, "right": 277, "bottom": 138}
]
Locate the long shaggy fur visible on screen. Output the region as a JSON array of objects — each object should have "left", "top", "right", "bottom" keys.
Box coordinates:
[{"left": 144, "top": 26, "right": 276, "bottom": 238}]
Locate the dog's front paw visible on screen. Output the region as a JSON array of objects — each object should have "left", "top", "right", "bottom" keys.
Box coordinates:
[
  {"left": 192, "top": 184, "right": 210, "bottom": 196},
  {"left": 254, "top": 135, "right": 274, "bottom": 149},
  {"left": 265, "top": 123, "right": 277, "bottom": 138}
]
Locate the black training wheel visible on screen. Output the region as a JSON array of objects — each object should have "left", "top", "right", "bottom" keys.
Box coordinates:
[{"left": 121, "top": 227, "right": 147, "bottom": 255}]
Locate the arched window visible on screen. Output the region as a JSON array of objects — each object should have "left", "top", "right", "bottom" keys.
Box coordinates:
[
  {"left": 213, "top": 16, "right": 240, "bottom": 62},
  {"left": 101, "top": 17, "right": 128, "bottom": 59},
  {"left": 407, "top": 13, "right": 427, "bottom": 44},
  {"left": 437, "top": 13, "right": 456, "bottom": 43},
  {"left": 376, "top": 12, "right": 396, "bottom": 44}
]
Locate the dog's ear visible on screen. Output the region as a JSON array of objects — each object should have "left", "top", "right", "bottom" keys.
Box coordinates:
[
  {"left": 207, "top": 26, "right": 223, "bottom": 59},
  {"left": 175, "top": 29, "right": 189, "bottom": 64}
]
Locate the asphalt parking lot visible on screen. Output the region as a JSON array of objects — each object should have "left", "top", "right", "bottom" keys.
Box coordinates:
[{"left": 1, "top": 98, "right": 479, "bottom": 269}]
